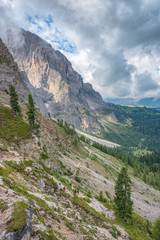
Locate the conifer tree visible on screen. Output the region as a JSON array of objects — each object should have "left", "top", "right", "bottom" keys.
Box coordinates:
[
  {"left": 9, "top": 85, "right": 22, "bottom": 117},
  {"left": 27, "top": 94, "right": 36, "bottom": 127},
  {"left": 114, "top": 167, "right": 133, "bottom": 222}
]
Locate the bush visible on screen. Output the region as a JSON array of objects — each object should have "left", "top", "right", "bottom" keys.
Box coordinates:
[
  {"left": 152, "top": 217, "right": 160, "bottom": 240},
  {"left": 40, "top": 152, "right": 49, "bottom": 159},
  {"left": 75, "top": 176, "right": 81, "bottom": 183}
]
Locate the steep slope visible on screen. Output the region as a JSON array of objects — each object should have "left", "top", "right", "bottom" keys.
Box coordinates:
[
  {"left": 4, "top": 30, "right": 160, "bottom": 151},
  {"left": 0, "top": 43, "right": 158, "bottom": 239},
  {"left": 0, "top": 104, "right": 159, "bottom": 240},
  {"left": 5, "top": 29, "right": 103, "bottom": 132},
  {"left": 0, "top": 38, "right": 30, "bottom": 105}
]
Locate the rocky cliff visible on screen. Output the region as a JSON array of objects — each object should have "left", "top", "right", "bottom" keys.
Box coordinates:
[
  {"left": 0, "top": 38, "right": 30, "bottom": 105},
  {"left": 5, "top": 29, "right": 103, "bottom": 132}
]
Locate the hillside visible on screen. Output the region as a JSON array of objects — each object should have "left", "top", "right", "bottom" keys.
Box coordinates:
[
  {"left": 96, "top": 104, "right": 160, "bottom": 151},
  {"left": 0, "top": 38, "right": 160, "bottom": 240},
  {"left": 0, "top": 104, "right": 160, "bottom": 240},
  {"left": 4, "top": 29, "right": 160, "bottom": 152}
]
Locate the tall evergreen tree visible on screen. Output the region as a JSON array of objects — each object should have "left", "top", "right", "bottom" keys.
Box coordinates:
[
  {"left": 27, "top": 94, "right": 36, "bottom": 127},
  {"left": 114, "top": 167, "right": 133, "bottom": 222},
  {"left": 9, "top": 85, "right": 21, "bottom": 117}
]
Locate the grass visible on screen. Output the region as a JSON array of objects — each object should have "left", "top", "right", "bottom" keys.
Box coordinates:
[
  {"left": 0, "top": 199, "right": 9, "bottom": 212},
  {"left": 0, "top": 105, "right": 31, "bottom": 144},
  {"left": 116, "top": 213, "right": 152, "bottom": 240},
  {"left": 7, "top": 201, "right": 30, "bottom": 232},
  {"left": 65, "top": 220, "right": 75, "bottom": 231},
  {"left": 37, "top": 230, "right": 58, "bottom": 240},
  {"left": 72, "top": 196, "right": 111, "bottom": 224}
]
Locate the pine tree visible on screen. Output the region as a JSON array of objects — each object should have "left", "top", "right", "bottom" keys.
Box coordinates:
[
  {"left": 27, "top": 94, "right": 36, "bottom": 127},
  {"left": 114, "top": 167, "right": 133, "bottom": 222},
  {"left": 9, "top": 85, "right": 21, "bottom": 117}
]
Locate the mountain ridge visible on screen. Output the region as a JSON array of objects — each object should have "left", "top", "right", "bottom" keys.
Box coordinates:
[{"left": 5, "top": 29, "right": 104, "bottom": 132}]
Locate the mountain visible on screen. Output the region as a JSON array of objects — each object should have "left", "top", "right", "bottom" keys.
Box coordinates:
[
  {"left": 104, "top": 97, "right": 160, "bottom": 108},
  {"left": 0, "top": 30, "right": 160, "bottom": 240},
  {"left": 0, "top": 38, "right": 30, "bottom": 105},
  {"left": 104, "top": 98, "right": 135, "bottom": 106},
  {"left": 136, "top": 97, "right": 160, "bottom": 108},
  {"left": 5, "top": 29, "right": 104, "bottom": 132},
  {"left": 3, "top": 29, "right": 160, "bottom": 151}
]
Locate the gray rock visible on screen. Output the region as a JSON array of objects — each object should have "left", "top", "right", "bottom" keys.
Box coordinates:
[
  {"left": 0, "top": 38, "right": 30, "bottom": 103},
  {"left": 5, "top": 29, "right": 104, "bottom": 132},
  {"left": 32, "top": 163, "right": 40, "bottom": 169},
  {"left": 51, "top": 195, "right": 57, "bottom": 202},
  {"left": 38, "top": 179, "right": 45, "bottom": 190},
  {"left": 1, "top": 207, "right": 33, "bottom": 240}
]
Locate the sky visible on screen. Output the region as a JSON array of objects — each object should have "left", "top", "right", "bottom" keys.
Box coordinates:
[{"left": 1, "top": 0, "right": 160, "bottom": 99}]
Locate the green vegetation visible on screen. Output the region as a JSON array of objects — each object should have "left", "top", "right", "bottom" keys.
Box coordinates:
[
  {"left": 37, "top": 230, "right": 58, "bottom": 240},
  {"left": 152, "top": 217, "right": 160, "bottom": 240},
  {"left": 65, "top": 220, "right": 75, "bottom": 231},
  {"left": 57, "top": 119, "right": 76, "bottom": 136},
  {"left": 27, "top": 94, "right": 36, "bottom": 127},
  {"left": 40, "top": 152, "right": 49, "bottom": 159},
  {"left": 97, "top": 191, "right": 107, "bottom": 203},
  {"left": 9, "top": 85, "right": 22, "bottom": 117},
  {"left": 72, "top": 196, "right": 110, "bottom": 223},
  {"left": 0, "top": 199, "right": 8, "bottom": 212},
  {"left": 92, "top": 142, "right": 160, "bottom": 190},
  {"left": 117, "top": 213, "right": 152, "bottom": 240},
  {"left": 98, "top": 104, "right": 160, "bottom": 151},
  {"left": 0, "top": 99, "right": 157, "bottom": 239},
  {"left": 0, "top": 105, "right": 31, "bottom": 144},
  {"left": 7, "top": 201, "right": 30, "bottom": 232},
  {"left": 114, "top": 167, "right": 133, "bottom": 222}
]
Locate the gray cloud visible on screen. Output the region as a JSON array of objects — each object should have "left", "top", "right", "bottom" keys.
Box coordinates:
[
  {"left": 135, "top": 71, "right": 158, "bottom": 94},
  {"left": 1, "top": 0, "right": 160, "bottom": 98}
]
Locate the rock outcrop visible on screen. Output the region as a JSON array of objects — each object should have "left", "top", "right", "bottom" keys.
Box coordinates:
[
  {"left": 0, "top": 38, "right": 30, "bottom": 104},
  {"left": 5, "top": 29, "right": 104, "bottom": 132},
  {"left": 1, "top": 207, "right": 33, "bottom": 240}
]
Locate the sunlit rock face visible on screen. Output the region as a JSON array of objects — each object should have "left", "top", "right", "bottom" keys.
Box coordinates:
[{"left": 5, "top": 29, "right": 104, "bottom": 132}]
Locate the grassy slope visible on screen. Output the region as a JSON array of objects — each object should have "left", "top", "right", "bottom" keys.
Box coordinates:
[
  {"left": 0, "top": 105, "right": 157, "bottom": 240},
  {"left": 0, "top": 105, "right": 31, "bottom": 144}
]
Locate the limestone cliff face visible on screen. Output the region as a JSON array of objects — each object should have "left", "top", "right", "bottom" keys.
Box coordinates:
[
  {"left": 5, "top": 29, "right": 103, "bottom": 132},
  {"left": 0, "top": 38, "right": 30, "bottom": 104}
]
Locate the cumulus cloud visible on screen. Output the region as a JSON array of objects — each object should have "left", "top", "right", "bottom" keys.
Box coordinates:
[{"left": 1, "top": 0, "right": 160, "bottom": 98}]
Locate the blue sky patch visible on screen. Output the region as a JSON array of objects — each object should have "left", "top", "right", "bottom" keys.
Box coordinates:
[{"left": 26, "top": 14, "right": 76, "bottom": 54}]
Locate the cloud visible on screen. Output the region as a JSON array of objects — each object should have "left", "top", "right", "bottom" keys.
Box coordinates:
[
  {"left": 1, "top": 0, "right": 160, "bottom": 98},
  {"left": 134, "top": 71, "right": 158, "bottom": 95}
]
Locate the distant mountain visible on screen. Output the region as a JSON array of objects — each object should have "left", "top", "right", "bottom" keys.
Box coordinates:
[
  {"left": 104, "top": 97, "right": 160, "bottom": 108},
  {"left": 136, "top": 98, "right": 160, "bottom": 108},
  {"left": 104, "top": 98, "right": 135, "bottom": 106}
]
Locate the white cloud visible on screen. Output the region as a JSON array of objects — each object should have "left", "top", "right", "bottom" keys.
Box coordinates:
[{"left": 1, "top": 0, "right": 160, "bottom": 98}]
